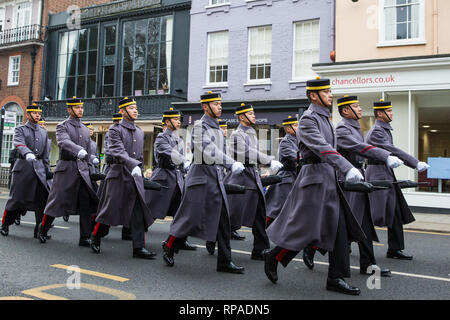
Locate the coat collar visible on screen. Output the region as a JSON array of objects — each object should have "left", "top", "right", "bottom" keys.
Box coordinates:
[
  {"left": 238, "top": 123, "right": 256, "bottom": 135},
  {"left": 201, "top": 113, "right": 219, "bottom": 129},
  {"left": 309, "top": 103, "right": 331, "bottom": 118},
  {"left": 25, "top": 121, "right": 39, "bottom": 131},
  {"left": 376, "top": 119, "right": 393, "bottom": 131},
  {"left": 285, "top": 132, "right": 297, "bottom": 143},
  {"left": 342, "top": 117, "right": 360, "bottom": 129},
  {"left": 67, "top": 116, "right": 81, "bottom": 127},
  {"left": 120, "top": 118, "right": 136, "bottom": 130}
]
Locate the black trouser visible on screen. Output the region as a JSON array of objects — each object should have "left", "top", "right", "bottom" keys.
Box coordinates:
[
  {"left": 252, "top": 196, "right": 270, "bottom": 253},
  {"left": 358, "top": 202, "right": 377, "bottom": 268},
  {"left": 387, "top": 204, "right": 405, "bottom": 251},
  {"left": 272, "top": 205, "right": 351, "bottom": 279},
  {"left": 167, "top": 201, "right": 232, "bottom": 265},
  {"left": 93, "top": 198, "right": 146, "bottom": 249}
]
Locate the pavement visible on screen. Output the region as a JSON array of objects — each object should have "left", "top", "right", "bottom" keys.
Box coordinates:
[{"left": 2, "top": 187, "right": 449, "bottom": 234}]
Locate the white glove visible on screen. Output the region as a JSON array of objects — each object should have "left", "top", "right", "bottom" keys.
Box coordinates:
[
  {"left": 416, "top": 162, "right": 430, "bottom": 172},
  {"left": 26, "top": 153, "right": 36, "bottom": 162},
  {"left": 386, "top": 156, "right": 403, "bottom": 169},
  {"left": 183, "top": 161, "right": 191, "bottom": 171},
  {"left": 77, "top": 149, "right": 88, "bottom": 160},
  {"left": 93, "top": 158, "right": 99, "bottom": 165},
  {"left": 270, "top": 160, "right": 283, "bottom": 173},
  {"left": 345, "top": 167, "right": 364, "bottom": 182},
  {"left": 131, "top": 166, "right": 142, "bottom": 177},
  {"left": 231, "top": 162, "right": 245, "bottom": 174}
]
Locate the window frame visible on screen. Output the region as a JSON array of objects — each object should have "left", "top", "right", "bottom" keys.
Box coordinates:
[
  {"left": 378, "top": 0, "right": 426, "bottom": 47},
  {"left": 247, "top": 25, "right": 272, "bottom": 84},
  {"left": 207, "top": 0, "right": 230, "bottom": 7},
  {"left": 8, "top": 55, "right": 21, "bottom": 86},
  {"left": 206, "top": 30, "right": 229, "bottom": 87}
]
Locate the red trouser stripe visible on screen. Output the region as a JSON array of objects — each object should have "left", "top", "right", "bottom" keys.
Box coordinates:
[
  {"left": 93, "top": 223, "right": 101, "bottom": 236},
  {"left": 312, "top": 246, "right": 319, "bottom": 251},
  {"left": 266, "top": 217, "right": 273, "bottom": 225},
  {"left": 275, "top": 249, "right": 289, "bottom": 262},
  {"left": 41, "top": 215, "right": 47, "bottom": 227},
  {"left": 167, "top": 235, "right": 176, "bottom": 248},
  {"left": 2, "top": 209, "right": 7, "bottom": 224}
]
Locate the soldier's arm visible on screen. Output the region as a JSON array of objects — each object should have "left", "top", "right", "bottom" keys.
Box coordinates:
[
  {"left": 231, "top": 131, "right": 274, "bottom": 165},
  {"left": 155, "top": 134, "right": 186, "bottom": 165},
  {"left": 367, "top": 128, "right": 419, "bottom": 169},
  {"left": 42, "top": 134, "right": 50, "bottom": 170},
  {"left": 279, "top": 137, "right": 298, "bottom": 162},
  {"left": 336, "top": 126, "right": 391, "bottom": 162},
  {"left": 13, "top": 126, "right": 33, "bottom": 156},
  {"left": 108, "top": 126, "right": 140, "bottom": 172},
  {"left": 299, "top": 115, "right": 353, "bottom": 175},
  {"left": 56, "top": 122, "right": 83, "bottom": 156}
]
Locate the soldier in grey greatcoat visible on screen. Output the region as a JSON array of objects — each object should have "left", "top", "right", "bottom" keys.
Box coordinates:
[
  {"left": 365, "top": 99, "right": 430, "bottom": 260},
  {"left": 90, "top": 97, "right": 156, "bottom": 259},
  {"left": 161, "top": 92, "right": 246, "bottom": 274},
  {"left": 333, "top": 95, "right": 403, "bottom": 276},
  {"left": 145, "top": 108, "right": 196, "bottom": 251},
  {"left": 1, "top": 104, "right": 51, "bottom": 239},
  {"left": 37, "top": 97, "right": 100, "bottom": 247},
  {"left": 263, "top": 77, "right": 366, "bottom": 295},
  {"left": 265, "top": 116, "right": 299, "bottom": 228},
  {"left": 224, "top": 103, "right": 283, "bottom": 260}
]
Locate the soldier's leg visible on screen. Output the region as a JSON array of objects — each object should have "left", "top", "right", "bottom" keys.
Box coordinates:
[
  {"left": 162, "top": 234, "right": 184, "bottom": 266},
  {"left": 130, "top": 199, "right": 156, "bottom": 259},
  {"left": 216, "top": 203, "right": 232, "bottom": 265},
  {"left": 1, "top": 209, "right": 21, "bottom": 236},
  {"left": 90, "top": 222, "right": 110, "bottom": 253},
  {"left": 263, "top": 246, "right": 299, "bottom": 283},
  {"left": 358, "top": 203, "right": 377, "bottom": 269},
  {"left": 251, "top": 197, "right": 270, "bottom": 259},
  {"left": 387, "top": 205, "right": 405, "bottom": 251},
  {"left": 34, "top": 208, "right": 44, "bottom": 238},
  {"left": 37, "top": 214, "right": 56, "bottom": 243},
  {"left": 328, "top": 208, "right": 351, "bottom": 279},
  {"left": 77, "top": 182, "right": 94, "bottom": 242}
]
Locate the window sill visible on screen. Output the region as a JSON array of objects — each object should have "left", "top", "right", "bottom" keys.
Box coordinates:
[
  {"left": 205, "top": 3, "right": 230, "bottom": 15},
  {"left": 246, "top": 0, "right": 273, "bottom": 9},
  {"left": 7, "top": 83, "right": 19, "bottom": 87},
  {"left": 243, "top": 81, "right": 272, "bottom": 92},
  {"left": 377, "top": 39, "right": 427, "bottom": 48},
  {"left": 288, "top": 80, "right": 308, "bottom": 90},
  {"left": 203, "top": 83, "right": 228, "bottom": 93}
]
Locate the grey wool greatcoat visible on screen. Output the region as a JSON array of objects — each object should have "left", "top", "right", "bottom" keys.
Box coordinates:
[
  {"left": 266, "top": 104, "right": 366, "bottom": 252},
  {"left": 265, "top": 133, "right": 299, "bottom": 220},
  {"left": 95, "top": 119, "right": 154, "bottom": 230},
  {"left": 145, "top": 128, "right": 186, "bottom": 219},
  {"left": 169, "top": 114, "right": 236, "bottom": 242},
  {"left": 96, "top": 132, "right": 111, "bottom": 198},
  {"left": 336, "top": 117, "right": 392, "bottom": 242},
  {"left": 365, "top": 120, "right": 418, "bottom": 228},
  {"left": 44, "top": 117, "right": 99, "bottom": 217},
  {"left": 6, "top": 121, "right": 51, "bottom": 212},
  {"left": 224, "top": 124, "right": 273, "bottom": 230}
]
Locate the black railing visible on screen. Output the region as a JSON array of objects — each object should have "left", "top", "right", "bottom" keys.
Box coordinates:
[
  {"left": 0, "top": 24, "right": 44, "bottom": 47},
  {"left": 35, "top": 95, "right": 187, "bottom": 121}
]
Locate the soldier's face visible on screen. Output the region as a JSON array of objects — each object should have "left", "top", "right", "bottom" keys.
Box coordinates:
[
  {"left": 245, "top": 111, "right": 256, "bottom": 125},
  {"left": 319, "top": 89, "right": 333, "bottom": 108},
  {"left": 384, "top": 108, "right": 393, "bottom": 122},
  {"left": 27, "top": 111, "right": 41, "bottom": 123},
  {"left": 285, "top": 123, "right": 298, "bottom": 135},
  {"left": 171, "top": 117, "right": 181, "bottom": 130},
  {"left": 124, "top": 104, "right": 139, "bottom": 120},
  {"left": 344, "top": 103, "right": 362, "bottom": 120},
  {"left": 68, "top": 105, "right": 84, "bottom": 118},
  {"left": 89, "top": 128, "right": 94, "bottom": 136},
  {"left": 204, "top": 101, "right": 222, "bottom": 118}
]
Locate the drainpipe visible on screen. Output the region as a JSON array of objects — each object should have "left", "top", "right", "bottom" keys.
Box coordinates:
[
  {"left": 29, "top": 45, "right": 37, "bottom": 104},
  {"left": 432, "top": 0, "right": 438, "bottom": 54}
]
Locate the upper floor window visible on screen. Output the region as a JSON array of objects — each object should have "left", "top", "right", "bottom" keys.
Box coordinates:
[
  {"left": 207, "top": 31, "right": 228, "bottom": 85},
  {"left": 293, "top": 19, "right": 320, "bottom": 81},
  {"left": 248, "top": 25, "right": 272, "bottom": 82},
  {"left": 14, "top": 2, "right": 31, "bottom": 28},
  {"left": 380, "top": 0, "right": 425, "bottom": 46},
  {"left": 210, "top": 0, "right": 229, "bottom": 5},
  {"left": 8, "top": 55, "right": 21, "bottom": 85}
]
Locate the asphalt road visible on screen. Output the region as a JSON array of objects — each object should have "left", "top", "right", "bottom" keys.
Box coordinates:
[{"left": 0, "top": 199, "right": 449, "bottom": 301}]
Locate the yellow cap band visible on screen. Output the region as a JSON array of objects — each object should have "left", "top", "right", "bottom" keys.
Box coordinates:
[
  {"left": 112, "top": 117, "right": 122, "bottom": 120},
  {"left": 67, "top": 102, "right": 83, "bottom": 106},
  {"left": 26, "top": 109, "right": 43, "bottom": 112},
  {"left": 373, "top": 105, "right": 392, "bottom": 109},
  {"left": 219, "top": 124, "right": 227, "bottom": 127},
  {"left": 306, "top": 85, "right": 331, "bottom": 90},
  {"left": 282, "top": 120, "right": 298, "bottom": 125},
  {"left": 337, "top": 100, "right": 359, "bottom": 107},
  {"left": 163, "top": 114, "right": 181, "bottom": 118},
  {"left": 201, "top": 97, "right": 222, "bottom": 103},
  {"left": 236, "top": 108, "right": 254, "bottom": 115},
  {"left": 119, "top": 101, "right": 136, "bottom": 108}
]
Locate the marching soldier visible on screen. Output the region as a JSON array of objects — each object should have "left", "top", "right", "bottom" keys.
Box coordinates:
[
  {"left": 145, "top": 107, "right": 196, "bottom": 251},
  {"left": 332, "top": 95, "right": 402, "bottom": 276},
  {"left": 263, "top": 77, "right": 366, "bottom": 295},
  {"left": 85, "top": 123, "right": 99, "bottom": 193},
  {"left": 1, "top": 104, "right": 52, "bottom": 239},
  {"left": 90, "top": 97, "right": 156, "bottom": 259},
  {"left": 37, "top": 97, "right": 100, "bottom": 246},
  {"left": 225, "top": 103, "right": 283, "bottom": 260},
  {"left": 365, "top": 99, "right": 430, "bottom": 260},
  {"left": 161, "top": 92, "right": 246, "bottom": 274},
  {"left": 265, "top": 116, "right": 299, "bottom": 228}
]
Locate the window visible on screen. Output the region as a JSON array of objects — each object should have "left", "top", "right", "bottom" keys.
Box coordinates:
[
  {"left": 1, "top": 103, "right": 23, "bottom": 166},
  {"left": 248, "top": 26, "right": 272, "bottom": 82},
  {"left": 207, "top": 31, "right": 228, "bottom": 85},
  {"left": 293, "top": 20, "right": 320, "bottom": 81},
  {"left": 102, "top": 25, "right": 117, "bottom": 97},
  {"left": 380, "top": 0, "right": 425, "bottom": 45},
  {"left": 56, "top": 27, "right": 98, "bottom": 99},
  {"left": 8, "top": 55, "right": 21, "bottom": 85},
  {"left": 122, "top": 15, "right": 173, "bottom": 96},
  {"left": 0, "top": 8, "right": 5, "bottom": 32},
  {"left": 210, "top": 0, "right": 228, "bottom": 5}
]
